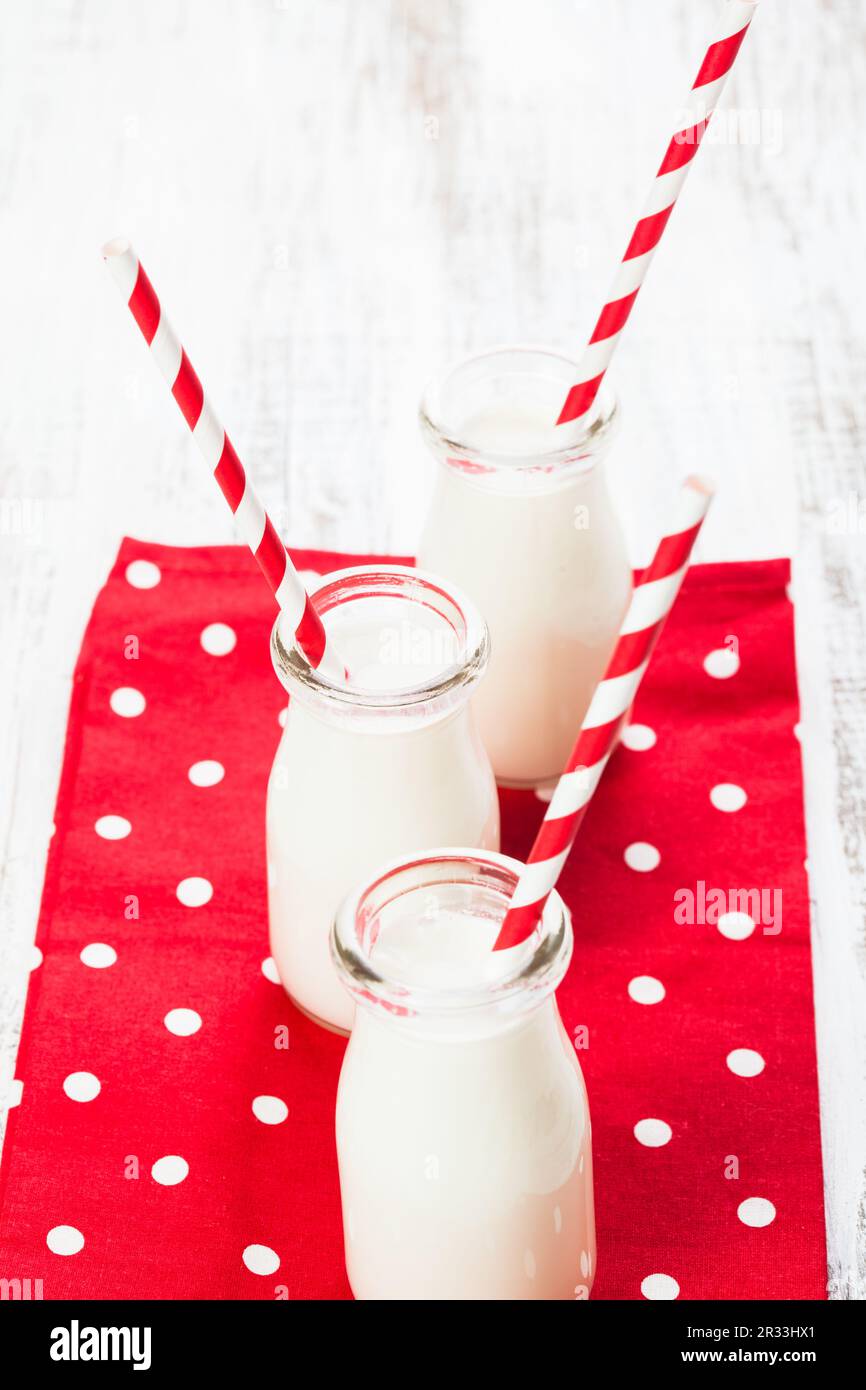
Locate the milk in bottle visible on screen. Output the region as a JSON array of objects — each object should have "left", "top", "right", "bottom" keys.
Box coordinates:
[
  {"left": 418, "top": 346, "right": 632, "bottom": 786},
  {"left": 332, "top": 848, "right": 595, "bottom": 1300},
  {"left": 267, "top": 567, "right": 499, "bottom": 1034}
]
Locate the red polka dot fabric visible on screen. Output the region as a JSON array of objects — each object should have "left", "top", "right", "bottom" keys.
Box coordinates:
[{"left": 0, "top": 541, "right": 826, "bottom": 1300}]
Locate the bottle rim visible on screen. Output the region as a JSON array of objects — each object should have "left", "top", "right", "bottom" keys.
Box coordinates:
[
  {"left": 419, "top": 343, "right": 619, "bottom": 478},
  {"left": 330, "top": 847, "right": 573, "bottom": 1019},
  {"left": 271, "top": 564, "right": 490, "bottom": 713}
]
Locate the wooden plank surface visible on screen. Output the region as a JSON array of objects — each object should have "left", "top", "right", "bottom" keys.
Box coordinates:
[{"left": 1, "top": 0, "right": 864, "bottom": 1297}]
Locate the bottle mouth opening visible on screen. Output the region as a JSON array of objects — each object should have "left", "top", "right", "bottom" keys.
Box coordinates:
[
  {"left": 331, "top": 848, "right": 572, "bottom": 1018},
  {"left": 271, "top": 565, "right": 490, "bottom": 712},
  {"left": 419, "top": 344, "right": 618, "bottom": 477}
]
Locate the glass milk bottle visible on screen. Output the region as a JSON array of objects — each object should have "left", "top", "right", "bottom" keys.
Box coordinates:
[
  {"left": 331, "top": 848, "right": 595, "bottom": 1300},
  {"left": 267, "top": 566, "right": 499, "bottom": 1034},
  {"left": 418, "top": 346, "right": 632, "bottom": 786}
]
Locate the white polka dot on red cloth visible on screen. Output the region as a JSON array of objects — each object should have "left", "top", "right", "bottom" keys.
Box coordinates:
[
  {"left": 30, "top": 945, "right": 42, "bottom": 970},
  {"left": 737, "top": 1197, "right": 776, "bottom": 1228},
  {"left": 641, "top": 1273, "right": 679, "bottom": 1300},
  {"left": 63, "top": 1072, "right": 101, "bottom": 1102},
  {"left": 727, "top": 1048, "right": 765, "bottom": 1077},
  {"left": 188, "top": 760, "right": 225, "bottom": 787},
  {"left": 277, "top": 707, "right": 288, "bottom": 729},
  {"left": 628, "top": 975, "right": 665, "bottom": 1005},
  {"left": 176, "top": 877, "right": 213, "bottom": 907},
  {"left": 717, "top": 911, "right": 756, "bottom": 941},
  {"left": 624, "top": 842, "right": 660, "bottom": 872},
  {"left": 703, "top": 647, "right": 740, "bottom": 679},
  {"left": 110, "top": 687, "right": 146, "bottom": 718},
  {"left": 125, "top": 559, "right": 161, "bottom": 589},
  {"left": 252, "top": 1095, "right": 289, "bottom": 1125},
  {"left": 164, "top": 1008, "right": 201, "bottom": 1036},
  {"left": 151, "top": 1155, "right": 189, "bottom": 1186},
  {"left": 261, "top": 957, "right": 280, "bottom": 984},
  {"left": 621, "top": 723, "right": 657, "bottom": 752},
  {"left": 95, "top": 815, "right": 131, "bottom": 840},
  {"left": 710, "top": 783, "right": 748, "bottom": 813},
  {"left": 243, "top": 1244, "right": 280, "bottom": 1276},
  {"left": 634, "top": 1118, "right": 672, "bottom": 1147},
  {"left": 80, "top": 943, "right": 117, "bottom": 969},
  {"left": 200, "top": 623, "right": 237, "bottom": 656},
  {"left": 47, "top": 1225, "right": 85, "bottom": 1255}
]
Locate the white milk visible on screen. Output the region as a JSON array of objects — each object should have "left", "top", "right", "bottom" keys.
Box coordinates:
[
  {"left": 332, "top": 851, "right": 595, "bottom": 1300},
  {"left": 418, "top": 347, "right": 632, "bottom": 786},
  {"left": 266, "top": 568, "right": 499, "bottom": 1033}
]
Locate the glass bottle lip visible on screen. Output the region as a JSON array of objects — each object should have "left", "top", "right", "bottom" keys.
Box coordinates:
[
  {"left": 331, "top": 847, "right": 573, "bottom": 1020},
  {"left": 419, "top": 343, "right": 618, "bottom": 478},
  {"left": 270, "top": 564, "right": 490, "bottom": 714}
]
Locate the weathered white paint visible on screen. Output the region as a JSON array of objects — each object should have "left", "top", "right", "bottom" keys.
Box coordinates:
[{"left": 0, "top": 0, "right": 863, "bottom": 1296}]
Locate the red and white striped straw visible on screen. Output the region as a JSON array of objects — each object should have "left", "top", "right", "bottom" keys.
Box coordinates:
[
  {"left": 558, "top": 0, "right": 758, "bottom": 426},
  {"left": 102, "top": 238, "right": 344, "bottom": 682},
  {"left": 493, "top": 476, "right": 714, "bottom": 951}
]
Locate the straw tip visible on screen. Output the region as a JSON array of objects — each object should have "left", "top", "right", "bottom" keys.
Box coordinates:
[
  {"left": 684, "top": 473, "right": 716, "bottom": 499},
  {"left": 101, "top": 236, "right": 132, "bottom": 260}
]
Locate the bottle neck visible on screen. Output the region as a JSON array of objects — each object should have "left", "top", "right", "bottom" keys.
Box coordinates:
[
  {"left": 332, "top": 850, "right": 573, "bottom": 1026},
  {"left": 271, "top": 565, "right": 490, "bottom": 728},
  {"left": 420, "top": 345, "right": 618, "bottom": 489},
  {"left": 353, "top": 986, "right": 561, "bottom": 1047}
]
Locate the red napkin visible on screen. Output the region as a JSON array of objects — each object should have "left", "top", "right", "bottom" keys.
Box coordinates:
[{"left": 0, "top": 540, "right": 826, "bottom": 1300}]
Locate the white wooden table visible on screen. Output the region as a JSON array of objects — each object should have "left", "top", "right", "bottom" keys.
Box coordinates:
[{"left": 1, "top": 0, "right": 863, "bottom": 1298}]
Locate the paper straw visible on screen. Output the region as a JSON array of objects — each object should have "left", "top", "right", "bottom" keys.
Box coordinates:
[
  {"left": 102, "top": 238, "right": 344, "bottom": 682},
  {"left": 558, "top": 0, "right": 759, "bottom": 425},
  {"left": 493, "top": 477, "right": 714, "bottom": 951}
]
